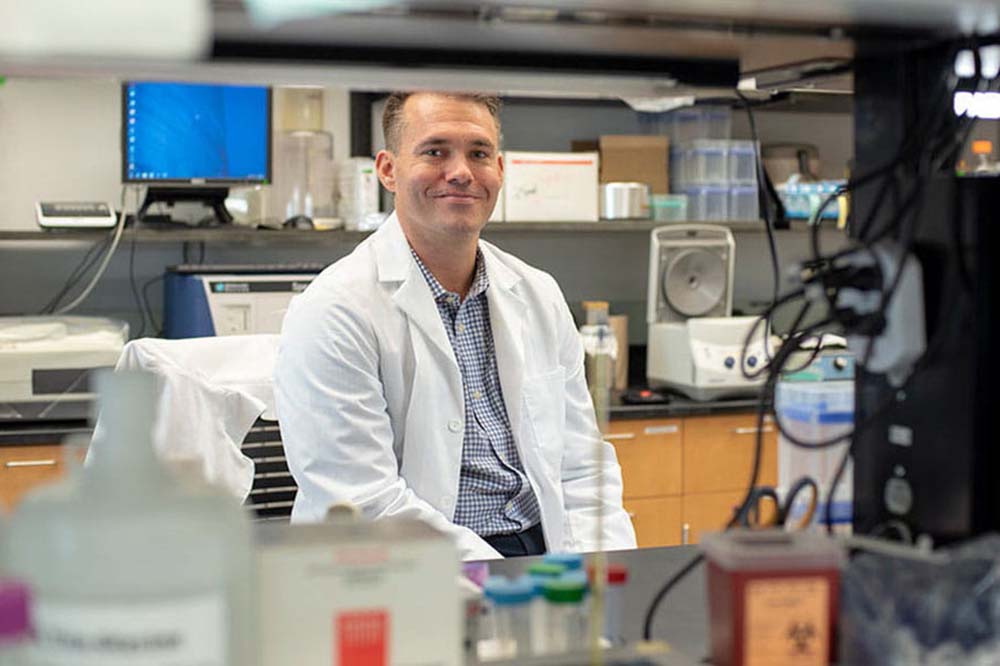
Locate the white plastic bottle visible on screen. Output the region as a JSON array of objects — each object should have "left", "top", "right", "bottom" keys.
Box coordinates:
[{"left": 3, "top": 370, "right": 255, "bottom": 666}]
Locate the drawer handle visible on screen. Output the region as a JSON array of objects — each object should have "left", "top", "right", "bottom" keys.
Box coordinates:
[
  {"left": 682, "top": 523, "right": 690, "bottom": 545},
  {"left": 731, "top": 426, "right": 774, "bottom": 435},
  {"left": 605, "top": 433, "right": 636, "bottom": 441},
  {"left": 644, "top": 425, "right": 678, "bottom": 435},
  {"left": 5, "top": 459, "right": 58, "bottom": 468}
]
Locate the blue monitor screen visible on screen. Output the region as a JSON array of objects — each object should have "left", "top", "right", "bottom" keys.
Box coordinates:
[{"left": 123, "top": 82, "right": 270, "bottom": 183}]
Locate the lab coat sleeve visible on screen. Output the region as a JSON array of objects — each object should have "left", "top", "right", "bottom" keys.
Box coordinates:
[
  {"left": 553, "top": 290, "right": 638, "bottom": 552},
  {"left": 274, "top": 292, "right": 502, "bottom": 561}
]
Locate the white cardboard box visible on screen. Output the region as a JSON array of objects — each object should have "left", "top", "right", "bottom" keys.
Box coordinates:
[
  {"left": 487, "top": 181, "right": 505, "bottom": 223},
  {"left": 503, "top": 151, "right": 599, "bottom": 222},
  {"left": 256, "top": 519, "right": 461, "bottom": 666}
]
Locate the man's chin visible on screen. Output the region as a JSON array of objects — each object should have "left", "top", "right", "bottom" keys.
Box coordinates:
[{"left": 440, "top": 213, "right": 489, "bottom": 236}]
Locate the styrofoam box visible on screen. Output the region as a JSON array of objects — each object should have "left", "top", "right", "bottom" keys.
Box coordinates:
[
  {"left": 775, "top": 380, "right": 854, "bottom": 524},
  {"left": 503, "top": 151, "right": 599, "bottom": 222}
]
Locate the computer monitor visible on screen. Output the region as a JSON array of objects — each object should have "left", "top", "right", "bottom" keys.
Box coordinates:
[{"left": 122, "top": 81, "right": 272, "bottom": 224}]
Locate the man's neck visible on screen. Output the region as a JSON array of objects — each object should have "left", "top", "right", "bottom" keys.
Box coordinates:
[{"left": 402, "top": 224, "right": 479, "bottom": 299}]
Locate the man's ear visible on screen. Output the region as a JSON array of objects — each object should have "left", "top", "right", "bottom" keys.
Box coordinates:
[
  {"left": 375, "top": 150, "right": 396, "bottom": 193},
  {"left": 497, "top": 151, "right": 504, "bottom": 180}
]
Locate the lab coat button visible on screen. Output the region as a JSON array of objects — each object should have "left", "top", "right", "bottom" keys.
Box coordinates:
[
  {"left": 442, "top": 495, "right": 454, "bottom": 508},
  {"left": 448, "top": 419, "right": 462, "bottom": 433}
]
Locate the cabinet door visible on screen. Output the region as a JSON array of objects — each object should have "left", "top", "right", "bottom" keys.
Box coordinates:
[
  {"left": 681, "top": 490, "right": 746, "bottom": 545},
  {"left": 0, "top": 445, "right": 78, "bottom": 512},
  {"left": 623, "top": 496, "right": 682, "bottom": 548},
  {"left": 607, "top": 419, "right": 682, "bottom": 499},
  {"left": 682, "top": 414, "right": 777, "bottom": 494}
]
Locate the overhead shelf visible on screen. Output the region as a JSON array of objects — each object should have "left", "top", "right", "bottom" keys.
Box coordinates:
[{"left": 0, "top": 220, "right": 825, "bottom": 245}]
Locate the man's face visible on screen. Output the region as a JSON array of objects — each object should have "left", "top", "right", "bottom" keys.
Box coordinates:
[{"left": 376, "top": 94, "right": 503, "bottom": 241}]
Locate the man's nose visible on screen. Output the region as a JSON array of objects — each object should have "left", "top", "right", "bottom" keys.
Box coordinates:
[{"left": 445, "top": 156, "right": 473, "bottom": 185}]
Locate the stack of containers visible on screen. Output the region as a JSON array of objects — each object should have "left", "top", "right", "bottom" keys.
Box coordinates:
[{"left": 665, "top": 106, "right": 761, "bottom": 222}]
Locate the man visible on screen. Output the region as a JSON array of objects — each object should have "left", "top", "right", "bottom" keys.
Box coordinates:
[{"left": 274, "top": 91, "right": 636, "bottom": 560}]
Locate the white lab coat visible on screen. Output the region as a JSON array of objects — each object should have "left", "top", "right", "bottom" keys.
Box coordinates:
[
  {"left": 94, "top": 335, "right": 280, "bottom": 501},
  {"left": 274, "top": 212, "right": 637, "bottom": 560}
]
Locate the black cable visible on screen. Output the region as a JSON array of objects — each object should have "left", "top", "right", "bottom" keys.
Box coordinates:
[
  {"left": 128, "top": 225, "right": 146, "bottom": 338},
  {"left": 140, "top": 275, "right": 164, "bottom": 336},
  {"left": 643, "top": 40, "right": 989, "bottom": 641},
  {"left": 736, "top": 90, "right": 782, "bottom": 362},
  {"left": 641, "top": 553, "right": 705, "bottom": 641},
  {"left": 39, "top": 230, "right": 114, "bottom": 314}
]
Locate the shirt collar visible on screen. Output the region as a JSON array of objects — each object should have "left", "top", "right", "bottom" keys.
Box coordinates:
[{"left": 410, "top": 247, "right": 489, "bottom": 303}]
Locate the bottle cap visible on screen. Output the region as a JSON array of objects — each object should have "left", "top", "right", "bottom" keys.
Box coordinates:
[
  {"left": 972, "top": 140, "right": 993, "bottom": 155},
  {"left": 483, "top": 576, "right": 534, "bottom": 606},
  {"left": 543, "top": 552, "right": 583, "bottom": 571},
  {"left": 582, "top": 301, "right": 610, "bottom": 325},
  {"left": 526, "top": 562, "right": 565, "bottom": 578},
  {"left": 588, "top": 563, "right": 629, "bottom": 585},
  {"left": 0, "top": 579, "right": 30, "bottom": 642},
  {"left": 542, "top": 575, "right": 588, "bottom": 603}
]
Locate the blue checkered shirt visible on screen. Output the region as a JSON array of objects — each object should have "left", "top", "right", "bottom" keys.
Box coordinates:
[{"left": 411, "top": 248, "right": 542, "bottom": 537}]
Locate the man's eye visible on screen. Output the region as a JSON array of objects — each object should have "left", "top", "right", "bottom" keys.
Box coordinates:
[
  {"left": 472, "top": 151, "right": 490, "bottom": 159},
  {"left": 424, "top": 149, "right": 443, "bottom": 157}
]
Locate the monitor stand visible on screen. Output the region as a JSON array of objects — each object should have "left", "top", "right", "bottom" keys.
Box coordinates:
[{"left": 136, "top": 186, "right": 233, "bottom": 226}]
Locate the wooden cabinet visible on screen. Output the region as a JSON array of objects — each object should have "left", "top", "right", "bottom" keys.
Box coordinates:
[
  {"left": 610, "top": 411, "right": 778, "bottom": 547},
  {"left": 0, "top": 444, "right": 83, "bottom": 512},
  {"left": 623, "top": 496, "right": 682, "bottom": 548},
  {"left": 683, "top": 413, "right": 777, "bottom": 494},
  {"left": 607, "top": 418, "right": 682, "bottom": 498},
  {"left": 681, "top": 490, "right": 746, "bottom": 544}
]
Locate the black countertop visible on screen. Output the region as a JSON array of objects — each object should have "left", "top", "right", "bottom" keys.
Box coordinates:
[
  {"left": 610, "top": 392, "right": 758, "bottom": 420},
  {"left": 0, "top": 395, "right": 763, "bottom": 445},
  {"left": 609, "top": 395, "right": 762, "bottom": 420},
  {"left": 0, "top": 420, "right": 92, "bottom": 446}
]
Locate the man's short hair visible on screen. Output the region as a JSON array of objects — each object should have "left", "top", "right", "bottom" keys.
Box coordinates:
[{"left": 382, "top": 91, "right": 502, "bottom": 153}]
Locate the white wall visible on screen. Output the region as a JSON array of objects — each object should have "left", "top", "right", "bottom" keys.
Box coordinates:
[
  {"left": 0, "top": 78, "right": 354, "bottom": 231},
  {"left": 0, "top": 78, "right": 122, "bottom": 230}
]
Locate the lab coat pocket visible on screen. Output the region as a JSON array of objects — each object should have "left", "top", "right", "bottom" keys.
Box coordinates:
[{"left": 522, "top": 366, "right": 567, "bottom": 473}]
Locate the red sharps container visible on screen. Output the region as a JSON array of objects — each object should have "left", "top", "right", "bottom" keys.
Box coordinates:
[{"left": 701, "top": 530, "right": 844, "bottom": 666}]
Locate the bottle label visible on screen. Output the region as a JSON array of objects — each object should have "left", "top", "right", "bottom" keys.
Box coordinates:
[{"left": 30, "top": 594, "right": 227, "bottom": 666}]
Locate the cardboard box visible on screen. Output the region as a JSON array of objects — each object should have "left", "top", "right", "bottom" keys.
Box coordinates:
[
  {"left": 487, "top": 181, "right": 504, "bottom": 223},
  {"left": 503, "top": 151, "right": 599, "bottom": 222},
  {"left": 574, "top": 135, "right": 670, "bottom": 194},
  {"left": 257, "top": 519, "right": 462, "bottom": 666}
]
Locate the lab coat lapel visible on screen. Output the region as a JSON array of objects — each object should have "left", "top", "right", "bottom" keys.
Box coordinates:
[
  {"left": 483, "top": 248, "right": 527, "bottom": 439},
  {"left": 372, "top": 214, "right": 457, "bottom": 367}
]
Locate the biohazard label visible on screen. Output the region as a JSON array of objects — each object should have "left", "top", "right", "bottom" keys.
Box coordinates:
[{"left": 743, "top": 576, "right": 829, "bottom": 666}]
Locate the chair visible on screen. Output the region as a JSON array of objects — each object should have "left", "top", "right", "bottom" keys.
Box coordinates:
[{"left": 104, "top": 335, "right": 296, "bottom": 521}]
